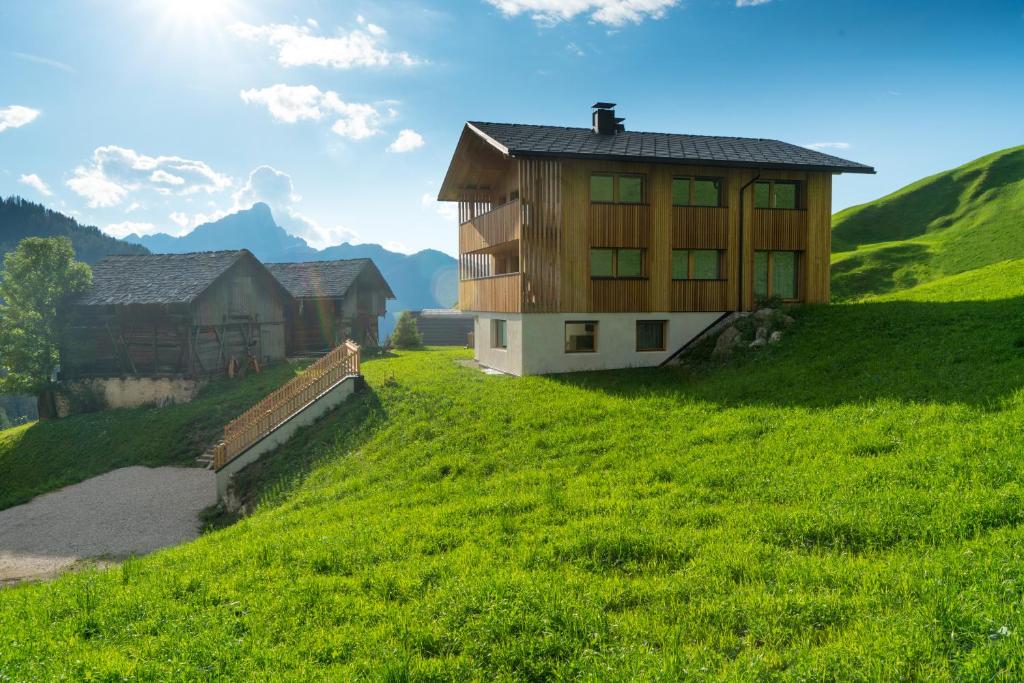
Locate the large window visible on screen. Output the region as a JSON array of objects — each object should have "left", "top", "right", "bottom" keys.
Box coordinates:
[
  {"left": 590, "top": 174, "right": 645, "bottom": 204},
  {"left": 565, "top": 321, "right": 598, "bottom": 353},
  {"left": 591, "top": 248, "right": 645, "bottom": 278},
  {"left": 754, "top": 251, "right": 799, "bottom": 300},
  {"left": 672, "top": 249, "right": 722, "bottom": 280},
  {"left": 754, "top": 181, "right": 801, "bottom": 209},
  {"left": 636, "top": 320, "right": 667, "bottom": 352},
  {"left": 491, "top": 319, "right": 507, "bottom": 349},
  {"left": 672, "top": 177, "right": 723, "bottom": 207}
]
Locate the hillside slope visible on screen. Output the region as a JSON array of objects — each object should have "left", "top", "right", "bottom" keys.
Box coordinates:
[
  {"left": 831, "top": 146, "right": 1024, "bottom": 300},
  {"left": 0, "top": 196, "right": 148, "bottom": 264},
  {"left": 3, "top": 261, "right": 1024, "bottom": 678}
]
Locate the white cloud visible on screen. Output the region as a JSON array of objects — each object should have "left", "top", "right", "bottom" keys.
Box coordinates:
[
  {"left": 388, "top": 129, "right": 425, "bottom": 153},
  {"left": 103, "top": 221, "right": 159, "bottom": 238},
  {"left": 12, "top": 52, "right": 75, "bottom": 73},
  {"left": 229, "top": 21, "right": 419, "bottom": 69},
  {"left": 566, "top": 42, "right": 585, "bottom": 56},
  {"left": 66, "top": 146, "right": 232, "bottom": 208},
  {"left": 125, "top": 202, "right": 142, "bottom": 213},
  {"left": 169, "top": 211, "right": 191, "bottom": 228},
  {"left": 422, "top": 192, "right": 458, "bottom": 222},
  {"left": 18, "top": 173, "right": 52, "bottom": 196},
  {"left": 485, "top": 0, "right": 677, "bottom": 26},
  {"left": 735, "top": 0, "right": 772, "bottom": 5},
  {"left": 805, "top": 142, "right": 851, "bottom": 151},
  {"left": 0, "top": 105, "right": 41, "bottom": 133},
  {"left": 240, "top": 84, "right": 383, "bottom": 139},
  {"left": 385, "top": 240, "right": 411, "bottom": 254}
]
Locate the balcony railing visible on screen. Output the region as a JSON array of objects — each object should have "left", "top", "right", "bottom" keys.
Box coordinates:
[
  {"left": 459, "top": 199, "right": 521, "bottom": 253},
  {"left": 458, "top": 273, "right": 522, "bottom": 313}
]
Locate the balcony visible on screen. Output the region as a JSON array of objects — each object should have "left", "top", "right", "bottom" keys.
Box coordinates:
[
  {"left": 458, "top": 273, "right": 522, "bottom": 313},
  {"left": 459, "top": 199, "right": 521, "bottom": 253},
  {"left": 752, "top": 209, "right": 807, "bottom": 251}
]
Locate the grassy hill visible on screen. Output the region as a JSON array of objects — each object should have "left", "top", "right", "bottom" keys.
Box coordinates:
[
  {"left": 831, "top": 145, "right": 1024, "bottom": 301},
  {"left": 3, "top": 259, "right": 1024, "bottom": 678}
]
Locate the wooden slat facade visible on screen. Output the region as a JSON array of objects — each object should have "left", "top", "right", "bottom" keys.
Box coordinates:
[{"left": 452, "top": 146, "right": 834, "bottom": 314}]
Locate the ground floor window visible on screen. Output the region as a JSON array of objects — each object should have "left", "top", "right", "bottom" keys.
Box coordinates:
[
  {"left": 754, "top": 251, "right": 799, "bottom": 300},
  {"left": 565, "top": 321, "right": 598, "bottom": 353},
  {"left": 636, "top": 320, "right": 667, "bottom": 352},
  {"left": 672, "top": 249, "right": 723, "bottom": 280},
  {"left": 491, "top": 319, "right": 507, "bottom": 349}
]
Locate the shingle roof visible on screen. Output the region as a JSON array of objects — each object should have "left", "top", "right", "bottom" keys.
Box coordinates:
[
  {"left": 467, "top": 121, "right": 875, "bottom": 174},
  {"left": 77, "top": 250, "right": 251, "bottom": 306},
  {"left": 265, "top": 259, "right": 395, "bottom": 300}
]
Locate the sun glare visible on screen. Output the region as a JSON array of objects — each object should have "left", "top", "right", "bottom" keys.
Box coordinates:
[{"left": 157, "top": 0, "right": 236, "bottom": 29}]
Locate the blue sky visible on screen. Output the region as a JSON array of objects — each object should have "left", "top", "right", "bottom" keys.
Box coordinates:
[{"left": 1, "top": 0, "right": 1021, "bottom": 257}]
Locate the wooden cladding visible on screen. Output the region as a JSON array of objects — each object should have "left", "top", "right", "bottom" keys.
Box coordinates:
[
  {"left": 751, "top": 209, "right": 808, "bottom": 251},
  {"left": 459, "top": 199, "right": 521, "bottom": 253},
  {"left": 671, "top": 207, "right": 729, "bottom": 248},
  {"left": 591, "top": 278, "right": 650, "bottom": 313},
  {"left": 589, "top": 203, "right": 652, "bottom": 247},
  {"left": 459, "top": 273, "right": 522, "bottom": 313},
  {"left": 671, "top": 279, "right": 729, "bottom": 312},
  {"left": 520, "top": 159, "right": 561, "bottom": 313}
]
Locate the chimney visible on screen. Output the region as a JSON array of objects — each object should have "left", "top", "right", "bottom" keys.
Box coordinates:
[{"left": 592, "top": 102, "right": 624, "bottom": 134}]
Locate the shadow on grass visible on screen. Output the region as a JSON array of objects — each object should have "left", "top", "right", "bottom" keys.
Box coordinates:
[
  {"left": 830, "top": 243, "right": 931, "bottom": 301},
  {"left": 547, "top": 297, "right": 1024, "bottom": 410},
  {"left": 209, "top": 385, "right": 388, "bottom": 527}
]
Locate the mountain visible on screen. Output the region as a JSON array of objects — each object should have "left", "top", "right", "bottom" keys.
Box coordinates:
[
  {"left": 831, "top": 145, "right": 1024, "bottom": 301},
  {"left": 0, "top": 196, "right": 148, "bottom": 264},
  {"left": 126, "top": 203, "right": 459, "bottom": 333}
]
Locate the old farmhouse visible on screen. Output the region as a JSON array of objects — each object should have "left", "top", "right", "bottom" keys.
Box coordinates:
[
  {"left": 265, "top": 259, "right": 395, "bottom": 354},
  {"left": 439, "top": 103, "right": 874, "bottom": 375}
]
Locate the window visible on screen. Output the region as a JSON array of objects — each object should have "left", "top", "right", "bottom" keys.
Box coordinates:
[
  {"left": 590, "top": 248, "right": 645, "bottom": 279},
  {"left": 754, "top": 251, "right": 799, "bottom": 300},
  {"left": 491, "top": 319, "right": 507, "bottom": 349},
  {"left": 754, "top": 181, "right": 800, "bottom": 209},
  {"left": 671, "top": 249, "right": 723, "bottom": 280},
  {"left": 590, "top": 174, "right": 646, "bottom": 204},
  {"left": 636, "top": 320, "right": 666, "bottom": 352},
  {"left": 672, "top": 177, "right": 723, "bottom": 207},
  {"left": 565, "top": 321, "right": 598, "bottom": 353}
]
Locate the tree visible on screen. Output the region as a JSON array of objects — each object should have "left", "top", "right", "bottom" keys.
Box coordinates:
[
  {"left": 390, "top": 311, "right": 423, "bottom": 349},
  {"left": 0, "top": 237, "right": 91, "bottom": 418}
]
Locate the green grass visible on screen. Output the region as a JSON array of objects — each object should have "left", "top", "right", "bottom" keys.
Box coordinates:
[
  {"left": 3, "top": 260, "right": 1024, "bottom": 679},
  {"left": 831, "top": 145, "right": 1024, "bottom": 301},
  {"left": 0, "top": 362, "right": 301, "bottom": 510}
]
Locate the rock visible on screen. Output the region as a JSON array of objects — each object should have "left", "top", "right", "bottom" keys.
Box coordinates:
[
  {"left": 769, "top": 330, "right": 783, "bottom": 344},
  {"left": 749, "top": 338, "right": 767, "bottom": 349},
  {"left": 754, "top": 308, "right": 775, "bottom": 320},
  {"left": 755, "top": 326, "right": 768, "bottom": 341},
  {"left": 782, "top": 315, "right": 795, "bottom": 326},
  {"left": 713, "top": 326, "right": 742, "bottom": 357}
]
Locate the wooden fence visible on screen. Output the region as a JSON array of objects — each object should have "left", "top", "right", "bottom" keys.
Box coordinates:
[{"left": 212, "top": 340, "right": 360, "bottom": 470}]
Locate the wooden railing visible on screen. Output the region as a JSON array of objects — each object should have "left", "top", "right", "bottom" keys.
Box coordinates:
[
  {"left": 458, "top": 273, "right": 522, "bottom": 312},
  {"left": 212, "top": 340, "right": 360, "bottom": 470},
  {"left": 459, "top": 199, "right": 521, "bottom": 253}
]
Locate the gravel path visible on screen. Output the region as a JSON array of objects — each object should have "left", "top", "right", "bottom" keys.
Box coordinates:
[{"left": 0, "top": 466, "right": 216, "bottom": 585}]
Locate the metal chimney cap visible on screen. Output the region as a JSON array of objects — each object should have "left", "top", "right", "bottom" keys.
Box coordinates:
[{"left": 592, "top": 102, "right": 616, "bottom": 109}]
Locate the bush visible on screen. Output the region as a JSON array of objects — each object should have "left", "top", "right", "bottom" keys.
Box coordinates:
[{"left": 390, "top": 311, "right": 423, "bottom": 349}]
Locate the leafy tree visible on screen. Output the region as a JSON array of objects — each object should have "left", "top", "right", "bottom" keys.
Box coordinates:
[
  {"left": 0, "top": 406, "right": 10, "bottom": 430},
  {"left": 0, "top": 237, "right": 91, "bottom": 417},
  {"left": 390, "top": 311, "right": 423, "bottom": 349}
]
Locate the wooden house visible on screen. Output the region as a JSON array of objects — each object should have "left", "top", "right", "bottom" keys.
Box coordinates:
[
  {"left": 410, "top": 309, "right": 475, "bottom": 346},
  {"left": 60, "top": 250, "right": 292, "bottom": 380},
  {"left": 265, "top": 259, "right": 395, "bottom": 354},
  {"left": 438, "top": 103, "right": 874, "bottom": 375}
]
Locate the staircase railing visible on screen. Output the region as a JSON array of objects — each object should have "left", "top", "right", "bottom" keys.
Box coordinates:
[{"left": 212, "top": 340, "right": 360, "bottom": 470}]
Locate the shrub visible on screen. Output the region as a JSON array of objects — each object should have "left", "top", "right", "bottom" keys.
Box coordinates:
[{"left": 390, "top": 311, "right": 423, "bottom": 349}]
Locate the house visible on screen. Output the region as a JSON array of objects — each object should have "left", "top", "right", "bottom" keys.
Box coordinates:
[
  {"left": 438, "top": 103, "right": 874, "bottom": 375},
  {"left": 265, "top": 259, "right": 395, "bottom": 354},
  {"left": 59, "top": 250, "right": 293, "bottom": 410},
  {"left": 410, "top": 309, "right": 475, "bottom": 346}
]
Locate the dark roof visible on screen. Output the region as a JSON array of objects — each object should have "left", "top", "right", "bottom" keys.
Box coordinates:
[
  {"left": 265, "top": 259, "right": 396, "bottom": 300},
  {"left": 78, "top": 250, "right": 253, "bottom": 306},
  {"left": 466, "top": 121, "right": 875, "bottom": 174}
]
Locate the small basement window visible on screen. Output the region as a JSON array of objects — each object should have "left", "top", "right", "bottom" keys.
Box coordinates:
[
  {"left": 672, "top": 249, "right": 723, "bottom": 280},
  {"left": 492, "top": 319, "right": 507, "bottom": 349},
  {"left": 754, "top": 250, "right": 799, "bottom": 300},
  {"left": 636, "top": 320, "right": 667, "bottom": 352},
  {"left": 754, "top": 181, "right": 801, "bottom": 209},
  {"left": 565, "top": 321, "right": 598, "bottom": 353}
]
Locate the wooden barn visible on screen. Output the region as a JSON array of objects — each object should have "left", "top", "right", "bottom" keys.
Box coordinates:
[
  {"left": 265, "top": 259, "right": 395, "bottom": 354},
  {"left": 411, "top": 309, "right": 475, "bottom": 346},
  {"left": 60, "top": 250, "right": 293, "bottom": 379}
]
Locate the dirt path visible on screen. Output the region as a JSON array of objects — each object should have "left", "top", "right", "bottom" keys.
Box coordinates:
[{"left": 0, "top": 466, "right": 216, "bottom": 586}]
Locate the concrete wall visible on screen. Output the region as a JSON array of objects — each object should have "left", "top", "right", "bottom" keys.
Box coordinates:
[
  {"left": 56, "top": 376, "right": 207, "bottom": 417},
  {"left": 216, "top": 375, "right": 357, "bottom": 497},
  {"left": 473, "top": 311, "right": 724, "bottom": 375}
]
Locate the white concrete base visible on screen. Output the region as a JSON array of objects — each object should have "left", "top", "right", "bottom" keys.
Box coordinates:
[
  {"left": 471, "top": 311, "right": 725, "bottom": 376},
  {"left": 215, "top": 375, "right": 357, "bottom": 498}
]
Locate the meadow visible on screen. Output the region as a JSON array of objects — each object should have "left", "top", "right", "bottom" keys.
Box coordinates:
[{"left": 2, "top": 259, "right": 1024, "bottom": 679}]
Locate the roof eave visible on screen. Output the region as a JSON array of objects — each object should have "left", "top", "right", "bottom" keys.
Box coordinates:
[{"left": 507, "top": 149, "right": 875, "bottom": 174}]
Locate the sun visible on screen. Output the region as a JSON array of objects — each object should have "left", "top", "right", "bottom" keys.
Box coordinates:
[{"left": 157, "top": 0, "right": 237, "bottom": 29}]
